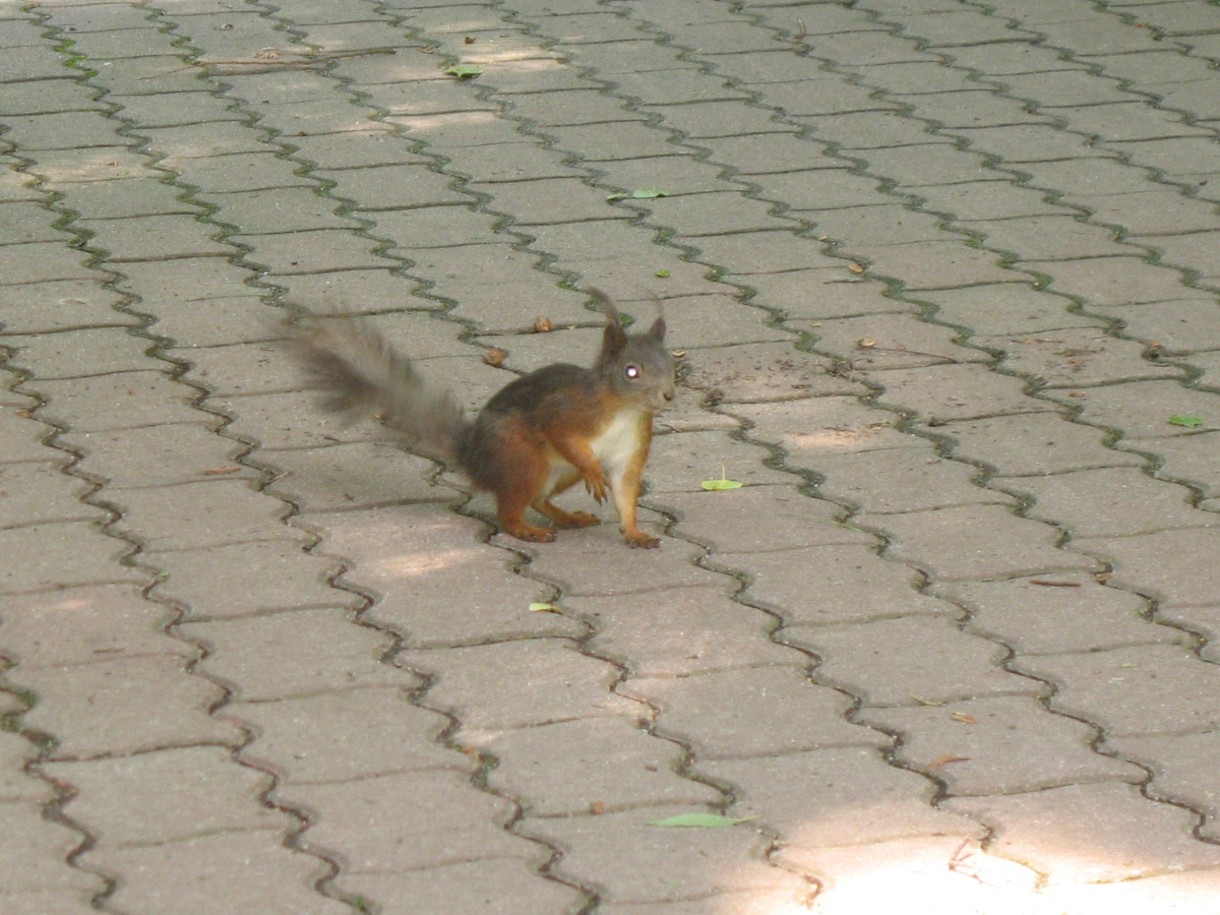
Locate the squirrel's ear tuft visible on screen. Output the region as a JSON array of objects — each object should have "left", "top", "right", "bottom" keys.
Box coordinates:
[
  {"left": 648, "top": 316, "right": 666, "bottom": 341},
  {"left": 588, "top": 287, "right": 627, "bottom": 353}
]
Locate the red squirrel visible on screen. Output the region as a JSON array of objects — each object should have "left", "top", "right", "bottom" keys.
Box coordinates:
[{"left": 286, "top": 290, "right": 675, "bottom": 547}]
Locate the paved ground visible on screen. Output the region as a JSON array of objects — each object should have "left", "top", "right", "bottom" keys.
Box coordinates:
[{"left": 3, "top": 0, "right": 1220, "bottom": 912}]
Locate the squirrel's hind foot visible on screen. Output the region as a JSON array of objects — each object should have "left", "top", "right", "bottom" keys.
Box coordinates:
[{"left": 502, "top": 520, "right": 558, "bottom": 543}]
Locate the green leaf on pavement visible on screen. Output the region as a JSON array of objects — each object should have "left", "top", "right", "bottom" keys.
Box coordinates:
[
  {"left": 607, "top": 188, "right": 669, "bottom": 201},
  {"left": 648, "top": 813, "right": 756, "bottom": 828},
  {"left": 702, "top": 465, "right": 743, "bottom": 491},
  {"left": 445, "top": 64, "right": 483, "bottom": 78},
  {"left": 1168, "top": 414, "right": 1204, "bottom": 427}
]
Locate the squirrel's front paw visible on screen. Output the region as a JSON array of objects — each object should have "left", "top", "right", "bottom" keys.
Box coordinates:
[{"left": 584, "top": 472, "right": 610, "bottom": 504}]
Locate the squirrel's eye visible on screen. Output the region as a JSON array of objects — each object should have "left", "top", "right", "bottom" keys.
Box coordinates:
[{"left": 624, "top": 364, "right": 640, "bottom": 380}]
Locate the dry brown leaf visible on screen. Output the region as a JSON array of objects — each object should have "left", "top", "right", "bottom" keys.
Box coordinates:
[
  {"left": 929, "top": 754, "right": 971, "bottom": 769},
  {"left": 482, "top": 347, "right": 506, "bottom": 367}
]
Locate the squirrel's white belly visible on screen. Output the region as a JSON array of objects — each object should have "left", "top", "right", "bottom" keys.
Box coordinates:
[
  {"left": 543, "top": 408, "right": 645, "bottom": 494},
  {"left": 589, "top": 408, "right": 646, "bottom": 478}
]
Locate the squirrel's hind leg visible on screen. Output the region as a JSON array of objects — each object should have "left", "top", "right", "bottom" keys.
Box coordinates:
[
  {"left": 496, "top": 491, "right": 557, "bottom": 543},
  {"left": 533, "top": 468, "right": 600, "bottom": 529},
  {"left": 485, "top": 431, "right": 558, "bottom": 543}
]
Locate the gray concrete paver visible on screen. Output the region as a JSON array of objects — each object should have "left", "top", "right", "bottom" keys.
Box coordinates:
[
  {"left": 623, "top": 666, "right": 877, "bottom": 758},
  {"left": 933, "top": 575, "right": 1191, "bottom": 656},
  {"left": 1009, "top": 465, "right": 1213, "bottom": 537},
  {"left": 44, "top": 745, "right": 285, "bottom": 843},
  {"left": 702, "top": 746, "right": 980, "bottom": 846},
  {"left": 0, "top": 801, "right": 106, "bottom": 896},
  {"left": 80, "top": 830, "right": 354, "bottom": 915},
  {"left": 282, "top": 769, "right": 533, "bottom": 871},
  {"left": 0, "top": 459, "right": 97, "bottom": 527},
  {"left": 789, "top": 614, "right": 1037, "bottom": 706},
  {"left": 946, "top": 781, "right": 1220, "bottom": 883},
  {"left": 929, "top": 410, "right": 1146, "bottom": 475},
  {"left": 401, "top": 638, "right": 642, "bottom": 735},
  {"left": 859, "top": 502, "right": 1103, "bottom": 580},
  {"left": 180, "top": 608, "right": 414, "bottom": 700},
  {"left": 485, "top": 716, "right": 724, "bottom": 816},
  {"left": 1018, "top": 643, "right": 1220, "bottom": 737},
  {"left": 519, "top": 805, "right": 812, "bottom": 903},
  {"left": 5, "top": 0, "right": 1220, "bottom": 912},
  {"left": 812, "top": 445, "right": 1014, "bottom": 513},
  {"left": 231, "top": 689, "right": 460, "bottom": 783},
  {"left": 573, "top": 587, "right": 798, "bottom": 678},
  {"left": 862, "top": 695, "right": 1145, "bottom": 795},
  {"left": 19, "top": 656, "right": 240, "bottom": 759},
  {"left": 0, "top": 583, "right": 187, "bottom": 668},
  {"left": 338, "top": 859, "right": 587, "bottom": 915}
]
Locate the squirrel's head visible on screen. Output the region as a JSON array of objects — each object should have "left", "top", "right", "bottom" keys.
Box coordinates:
[{"left": 591, "top": 290, "right": 676, "bottom": 412}]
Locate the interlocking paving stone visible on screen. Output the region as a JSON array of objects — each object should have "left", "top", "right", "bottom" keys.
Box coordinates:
[
  {"left": 519, "top": 805, "right": 812, "bottom": 903},
  {"left": 34, "top": 370, "right": 206, "bottom": 432},
  {"left": 874, "top": 362, "right": 1055, "bottom": 423},
  {"left": 858, "top": 503, "right": 1102, "bottom": 581},
  {"left": 1088, "top": 528, "right": 1220, "bottom": 608},
  {"left": 989, "top": 326, "right": 1184, "bottom": 387},
  {"left": 338, "top": 859, "right": 585, "bottom": 915},
  {"left": 484, "top": 716, "right": 723, "bottom": 816},
  {"left": 702, "top": 746, "right": 979, "bottom": 846},
  {"left": 1008, "top": 466, "right": 1212, "bottom": 537},
  {"left": 654, "top": 486, "right": 871, "bottom": 553},
  {"left": 180, "top": 608, "right": 414, "bottom": 700},
  {"left": 401, "top": 639, "right": 641, "bottom": 735},
  {"left": 1106, "top": 730, "right": 1220, "bottom": 839},
  {"left": 108, "top": 479, "right": 296, "bottom": 550},
  {"left": 789, "top": 614, "right": 1037, "bottom": 706},
  {"left": 862, "top": 695, "right": 1144, "bottom": 796},
  {"left": 79, "top": 830, "right": 353, "bottom": 915},
  {"left": 20, "top": 655, "right": 239, "bottom": 759},
  {"left": 44, "top": 746, "right": 285, "bottom": 843},
  {"left": 1017, "top": 643, "right": 1220, "bottom": 737},
  {"left": 946, "top": 782, "right": 1220, "bottom": 883},
  {"left": 778, "top": 834, "right": 1035, "bottom": 915},
  {"left": 928, "top": 411, "right": 1145, "bottom": 475},
  {"left": 0, "top": 802, "right": 106, "bottom": 896},
  {"left": 0, "top": 583, "right": 187, "bottom": 668},
  {"left": 283, "top": 770, "right": 530, "bottom": 870},
  {"left": 932, "top": 574, "right": 1189, "bottom": 656},
  {"left": 727, "top": 542, "right": 953, "bottom": 625},
  {"left": 0, "top": 460, "right": 97, "bottom": 527},
  {"left": 623, "top": 666, "right": 878, "bottom": 758},
  {"left": 0, "top": 522, "right": 146, "bottom": 592},
  {"left": 232, "top": 689, "right": 458, "bottom": 783},
  {"left": 813, "top": 445, "right": 1014, "bottom": 513}
]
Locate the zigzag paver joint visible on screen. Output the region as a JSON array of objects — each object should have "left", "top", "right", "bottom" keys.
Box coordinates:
[{"left": 2, "top": 0, "right": 1219, "bottom": 912}]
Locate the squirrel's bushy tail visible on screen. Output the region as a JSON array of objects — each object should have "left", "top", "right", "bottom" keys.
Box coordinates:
[{"left": 286, "top": 315, "right": 468, "bottom": 464}]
